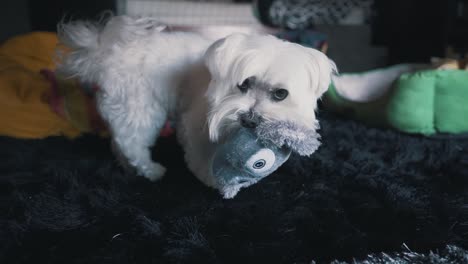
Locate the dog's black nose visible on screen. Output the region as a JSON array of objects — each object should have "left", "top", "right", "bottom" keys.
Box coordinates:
[
  {"left": 241, "top": 118, "right": 257, "bottom": 128},
  {"left": 239, "top": 112, "right": 260, "bottom": 128}
]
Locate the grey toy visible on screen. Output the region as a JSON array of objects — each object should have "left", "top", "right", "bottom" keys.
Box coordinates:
[{"left": 212, "top": 121, "right": 322, "bottom": 198}]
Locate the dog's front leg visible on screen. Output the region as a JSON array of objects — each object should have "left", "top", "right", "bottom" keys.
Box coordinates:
[{"left": 97, "top": 92, "right": 167, "bottom": 181}]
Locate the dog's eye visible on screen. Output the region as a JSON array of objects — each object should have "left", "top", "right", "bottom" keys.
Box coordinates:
[
  {"left": 272, "top": 89, "right": 288, "bottom": 101},
  {"left": 237, "top": 77, "right": 254, "bottom": 93}
]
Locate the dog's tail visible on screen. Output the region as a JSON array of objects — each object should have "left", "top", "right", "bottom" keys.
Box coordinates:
[
  {"left": 56, "top": 15, "right": 167, "bottom": 84},
  {"left": 56, "top": 17, "right": 103, "bottom": 84}
]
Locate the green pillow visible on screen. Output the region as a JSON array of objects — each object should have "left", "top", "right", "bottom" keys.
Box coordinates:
[{"left": 324, "top": 68, "right": 468, "bottom": 135}]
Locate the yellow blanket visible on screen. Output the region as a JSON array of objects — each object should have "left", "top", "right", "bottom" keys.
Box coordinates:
[{"left": 0, "top": 32, "right": 81, "bottom": 139}]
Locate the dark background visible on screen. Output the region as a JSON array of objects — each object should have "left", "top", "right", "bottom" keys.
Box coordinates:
[
  {"left": 0, "top": 0, "right": 116, "bottom": 43},
  {"left": 1, "top": 0, "right": 468, "bottom": 69}
]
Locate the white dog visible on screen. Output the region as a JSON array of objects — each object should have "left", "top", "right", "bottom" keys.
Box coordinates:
[{"left": 57, "top": 15, "right": 336, "bottom": 195}]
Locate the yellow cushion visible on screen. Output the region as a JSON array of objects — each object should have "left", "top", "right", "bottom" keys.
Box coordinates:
[{"left": 0, "top": 32, "right": 81, "bottom": 139}]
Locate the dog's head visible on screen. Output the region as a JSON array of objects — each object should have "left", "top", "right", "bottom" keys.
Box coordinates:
[{"left": 204, "top": 33, "right": 336, "bottom": 155}]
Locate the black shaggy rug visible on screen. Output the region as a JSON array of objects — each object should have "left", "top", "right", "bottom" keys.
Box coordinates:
[{"left": 1, "top": 112, "right": 468, "bottom": 264}]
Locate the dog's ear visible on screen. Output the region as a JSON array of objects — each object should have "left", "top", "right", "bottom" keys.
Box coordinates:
[
  {"left": 204, "top": 33, "right": 248, "bottom": 80},
  {"left": 303, "top": 47, "right": 338, "bottom": 97}
]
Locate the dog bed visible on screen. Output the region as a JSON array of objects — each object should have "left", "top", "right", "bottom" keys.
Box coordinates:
[
  {"left": 324, "top": 64, "right": 468, "bottom": 136},
  {"left": 1, "top": 110, "right": 467, "bottom": 263}
]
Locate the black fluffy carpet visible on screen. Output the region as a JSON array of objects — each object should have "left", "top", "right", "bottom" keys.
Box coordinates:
[{"left": 1, "top": 112, "right": 468, "bottom": 264}]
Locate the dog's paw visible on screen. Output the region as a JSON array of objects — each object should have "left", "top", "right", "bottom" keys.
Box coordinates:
[{"left": 139, "top": 162, "right": 167, "bottom": 181}]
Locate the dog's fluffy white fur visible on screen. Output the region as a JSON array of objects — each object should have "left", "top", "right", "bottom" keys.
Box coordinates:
[{"left": 57, "top": 15, "right": 336, "bottom": 192}]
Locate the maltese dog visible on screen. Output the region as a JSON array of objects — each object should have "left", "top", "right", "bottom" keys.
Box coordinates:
[{"left": 57, "top": 15, "right": 336, "bottom": 194}]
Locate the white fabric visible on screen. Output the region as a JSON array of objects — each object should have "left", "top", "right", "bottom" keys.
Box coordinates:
[{"left": 332, "top": 64, "right": 429, "bottom": 103}]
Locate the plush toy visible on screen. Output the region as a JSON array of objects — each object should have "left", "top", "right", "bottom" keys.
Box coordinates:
[
  {"left": 212, "top": 122, "right": 322, "bottom": 198},
  {"left": 324, "top": 63, "right": 468, "bottom": 135}
]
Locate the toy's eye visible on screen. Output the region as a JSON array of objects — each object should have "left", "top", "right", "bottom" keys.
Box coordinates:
[
  {"left": 245, "top": 148, "right": 275, "bottom": 174},
  {"left": 253, "top": 159, "right": 266, "bottom": 169},
  {"left": 237, "top": 76, "right": 255, "bottom": 93},
  {"left": 272, "top": 89, "right": 288, "bottom": 101}
]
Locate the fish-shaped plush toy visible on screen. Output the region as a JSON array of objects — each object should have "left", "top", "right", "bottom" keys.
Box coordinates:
[{"left": 212, "top": 122, "right": 321, "bottom": 198}]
